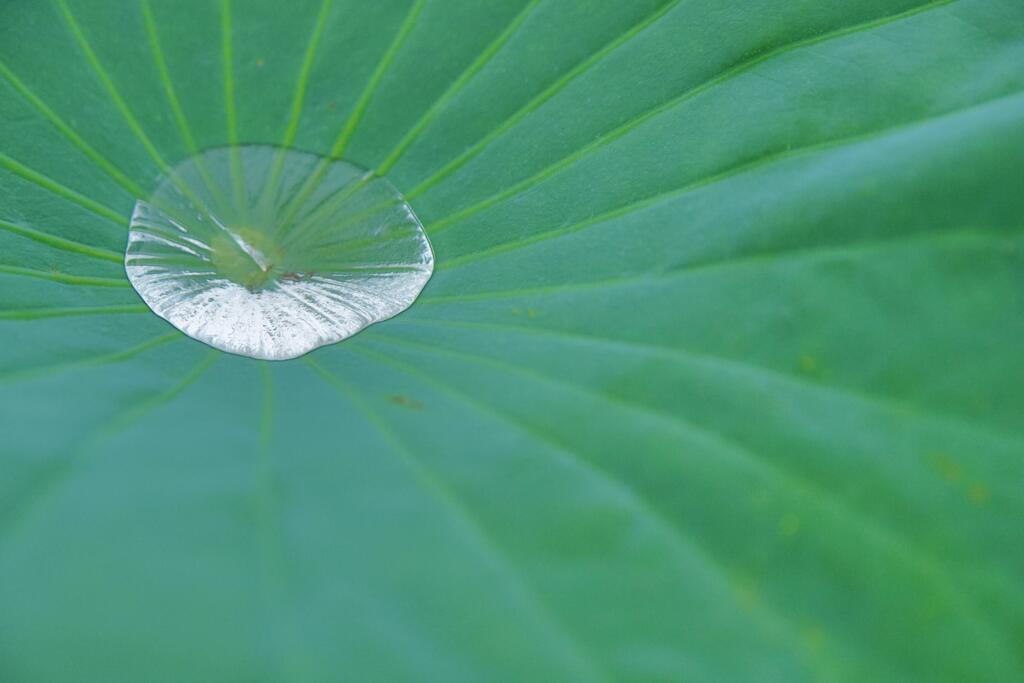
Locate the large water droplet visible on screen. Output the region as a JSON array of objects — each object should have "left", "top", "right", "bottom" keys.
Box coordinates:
[{"left": 125, "top": 146, "right": 433, "bottom": 360}]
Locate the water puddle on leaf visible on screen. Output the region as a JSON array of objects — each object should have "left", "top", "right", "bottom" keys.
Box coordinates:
[{"left": 125, "top": 146, "right": 433, "bottom": 360}]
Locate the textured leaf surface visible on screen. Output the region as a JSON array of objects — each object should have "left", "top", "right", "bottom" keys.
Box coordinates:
[{"left": 1, "top": 0, "right": 1023, "bottom": 681}]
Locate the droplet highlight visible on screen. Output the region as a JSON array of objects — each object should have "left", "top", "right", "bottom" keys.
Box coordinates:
[{"left": 125, "top": 146, "right": 433, "bottom": 360}]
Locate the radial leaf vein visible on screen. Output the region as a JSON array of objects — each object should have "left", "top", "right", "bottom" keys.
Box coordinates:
[
  {"left": 0, "top": 304, "right": 149, "bottom": 321},
  {"left": 0, "top": 331, "right": 181, "bottom": 384},
  {"left": 0, "top": 265, "right": 128, "bottom": 287},
  {"left": 330, "top": 0, "right": 427, "bottom": 159},
  {"left": 426, "top": 228, "right": 1024, "bottom": 304},
  {"left": 0, "top": 218, "right": 123, "bottom": 263},
  {"left": 392, "top": 318, "right": 1024, "bottom": 447},
  {"left": 282, "top": 0, "right": 334, "bottom": 149},
  {"left": 141, "top": 0, "right": 199, "bottom": 155},
  {"left": 436, "top": 88, "right": 1023, "bottom": 271},
  {"left": 259, "top": 363, "right": 275, "bottom": 452},
  {"left": 304, "top": 354, "right": 610, "bottom": 681},
  {"left": 351, "top": 341, "right": 815, "bottom": 670},
  {"left": 252, "top": 362, "right": 312, "bottom": 679},
  {"left": 55, "top": 0, "right": 169, "bottom": 172},
  {"left": 220, "top": 0, "right": 245, "bottom": 206},
  {"left": 363, "top": 332, "right": 1014, "bottom": 665},
  {"left": 98, "top": 351, "right": 221, "bottom": 439},
  {"left": 260, "top": 0, "right": 336, "bottom": 209},
  {"left": 376, "top": 0, "right": 546, "bottom": 175},
  {"left": 0, "top": 60, "right": 145, "bottom": 197},
  {"left": 405, "top": 0, "right": 688, "bottom": 198},
  {"left": 424, "top": 0, "right": 957, "bottom": 233},
  {"left": 0, "top": 351, "right": 217, "bottom": 536},
  {"left": 0, "top": 152, "right": 125, "bottom": 226},
  {"left": 141, "top": 0, "right": 225, "bottom": 203},
  {"left": 276, "top": 0, "right": 426, "bottom": 226}
]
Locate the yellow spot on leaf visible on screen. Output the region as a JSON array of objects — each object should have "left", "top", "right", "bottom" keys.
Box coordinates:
[
  {"left": 799, "top": 354, "right": 819, "bottom": 374},
  {"left": 730, "top": 574, "right": 763, "bottom": 612},
  {"left": 929, "top": 453, "right": 962, "bottom": 483},
  {"left": 779, "top": 513, "right": 801, "bottom": 536},
  {"left": 801, "top": 625, "right": 826, "bottom": 652},
  {"left": 929, "top": 453, "right": 991, "bottom": 504},
  {"left": 968, "top": 482, "right": 990, "bottom": 505},
  {"left": 389, "top": 394, "right": 423, "bottom": 410}
]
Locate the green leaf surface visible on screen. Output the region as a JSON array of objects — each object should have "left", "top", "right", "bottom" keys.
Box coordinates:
[{"left": 1, "top": 0, "right": 1023, "bottom": 680}]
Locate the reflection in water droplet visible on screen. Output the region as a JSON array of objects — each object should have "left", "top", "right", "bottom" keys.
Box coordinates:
[{"left": 125, "top": 146, "right": 433, "bottom": 360}]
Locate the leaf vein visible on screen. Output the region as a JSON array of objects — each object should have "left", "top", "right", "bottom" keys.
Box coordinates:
[
  {"left": 305, "top": 355, "right": 612, "bottom": 682},
  {"left": 425, "top": 0, "right": 958, "bottom": 234}
]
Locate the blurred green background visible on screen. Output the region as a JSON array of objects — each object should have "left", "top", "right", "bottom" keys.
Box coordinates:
[{"left": 1, "top": 0, "right": 1023, "bottom": 680}]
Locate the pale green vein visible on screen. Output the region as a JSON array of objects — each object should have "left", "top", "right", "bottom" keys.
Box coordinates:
[
  {"left": 423, "top": 228, "right": 1024, "bottom": 304},
  {"left": 0, "top": 265, "right": 128, "bottom": 287},
  {"left": 376, "top": 0, "right": 545, "bottom": 175},
  {"left": 260, "top": 0, "right": 335, "bottom": 211},
  {"left": 277, "top": 0, "right": 426, "bottom": 229},
  {"left": 221, "top": 0, "right": 245, "bottom": 207},
  {"left": 425, "top": 0, "right": 957, "bottom": 233},
  {"left": 0, "top": 351, "right": 217, "bottom": 535},
  {"left": 436, "top": 89, "right": 1021, "bottom": 272},
  {"left": 394, "top": 317, "right": 1024, "bottom": 448},
  {"left": 0, "top": 59, "right": 145, "bottom": 197},
  {"left": 405, "top": 0, "right": 687, "bottom": 199},
  {"left": 304, "top": 355, "right": 610, "bottom": 682},
  {"left": 253, "top": 362, "right": 311, "bottom": 681},
  {"left": 330, "top": 0, "right": 427, "bottom": 159},
  {"left": 349, "top": 342, "right": 817, "bottom": 676},
  {"left": 363, "top": 332, "right": 1018, "bottom": 671},
  {"left": 421, "top": 273, "right": 649, "bottom": 304},
  {"left": 0, "top": 304, "right": 149, "bottom": 321},
  {"left": 259, "top": 363, "right": 274, "bottom": 454},
  {"left": 221, "top": 0, "right": 239, "bottom": 145},
  {"left": 276, "top": 0, "right": 547, "bottom": 233},
  {"left": 0, "top": 152, "right": 125, "bottom": 225},
  {"left": 276, "top": 169, "right": 377, "bottom": 246},
  {"left": 575, "top": 70, "right": 1024, "bottom": 230},
  {"left": 282, "top": 0, "right": 334, "bottom": 149},
  {"left": 0, "top": 331, "right": 181, "bottom": 384},
  {"left": 141, "top": 0, "right": 199, "bottom": 156},
  {"left": 141, "top": 0, "right": 223, "bottom": 203},
  {"left": 97, "top": 351, "right": 220, "bottom": 439},
  {"left": 56, "top": 0, "right": 169, "bottom": 171},
  {"left": 57, "top": 0, "right": 218, "bottom": 219},
  {"left": 0, "top": 218, "right": 123, "bottom": 263}
]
